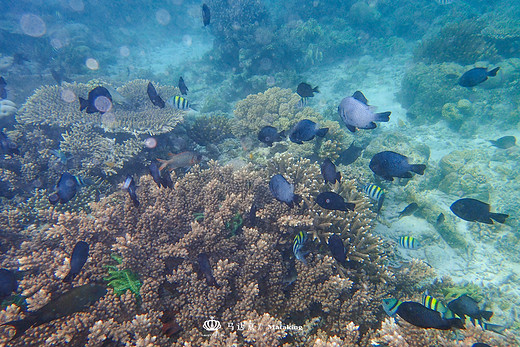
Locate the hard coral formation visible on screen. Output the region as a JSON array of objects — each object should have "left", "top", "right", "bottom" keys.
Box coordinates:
[
  {"left": 0, "top": 155, "right": 433, "bottom": 346},
  {"left": 414, "top": 19, "right": 498, "bottom": 65},
  {"left": 17, "top": 79, "right": 183, "bottom": 135},
  {"left": 186, "top": 114, "right": 234, "bottom": 146}
]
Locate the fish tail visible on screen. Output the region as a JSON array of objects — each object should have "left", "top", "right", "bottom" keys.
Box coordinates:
[
  {"left": 313, "top": 86, "right": 320, "bottom": 93},
  {"left": 336, "top": 172, "right": 342, "bottom": 183},
  {"left": 488, "top": 67, "right": 500, "bottom": 76},
  {"left": 375, "top": 111, "right": 391, "bottom": 122},
  {"left": 481, "top": 310, "right": 494, "bottom": 321},
  {"left": 345, "top": 202, "right": 356, "bottom": 211},
  {"left": 316, "top": 127, "right": 329, "bottom": 137},
  {"left": 157, "top": 159, "right": 168, "bottom": 171},
  {"left": 2, "top": 319, "right": 34, "bottom": 340},
  {"left": 293, "top": 194, "right": 302, "bottom": 207},
  {"left": 79, "top": 97, "right": 89, "bottom": 111},
  {"left": 449, "top": 318, "right": 465, "bottom": 330},
  {"left": 278, "top": 130, "right": 286, "bottom": 138},
  {"left": 411, "top": 164, "right": 426, "bottom": 175},
  {"left": 489, "top": 213, "right": 508, "bottom": 224}
]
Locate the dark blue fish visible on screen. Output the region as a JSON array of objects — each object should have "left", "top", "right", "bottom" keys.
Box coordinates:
[
  {"left": 489, "top": 135, "right": 516, "bottom": 149},
  {"left": 0, "top": 76, "right": 7, "bottom": 99},
  {"left": 79, "top": 86, "right": 112, "bottom": 114},
  {"left": 472, "top": 344, "right": 491, "bottom": 347},
  {"left": 369, "top": 151, "right": 426, "bottom": 181},
  {"left": 258, "top": 126, "right": 285, "bottom": 146},
  {"left": 178, "top": 77, "right": 188, "bottom": 95},
  {"left": 0, "top": 130, "right": 20, "bottom": 156},
  {"left": 123, "top": 175, "right": 140, "bottom": 207},
  {"left": 269, "top": 174, "right": 301, "bottom": 208},
  {"left": 63, "top": 241, "right": 89, "bottom": 283},
  {"left": 0, "top": 269, "right": 17, "bottom": 299},
  {"left": 338, "top": 142, "right": 364, "bottom": 166},
  {"left": 161, "top": 170, "right": 174, "bottom": 188},
  {"left": 328, "top": 234, "right": 346, "bottom": 265},
  {"left": 49, "top": 172, "right": 84, "bottom": 205},
  {"left": 147, "top": 82, "right": 165, "bottom": 108},
  {"left": 316, "top": 192, "right": 355, "bottom": 211},
  {"left": 197, "top": 253, "right": 219, "bottom": 287},
  {"left": 2, "top": 283, "right": 106, "bottom": 341},
  {"left": 382, "top": 299, "right": 464, "bottom": 330},
  {"left": 248, "top": 202, "right": 257, "bottom": 227},
  {"left": 321, "top": 158, "right": 341, "bottom": 184},
  {"left": 458, "top": 67, "right": 500, "bottom": 87},
  {"left": 450, "top": 198, "right": 508, "bottom": 224},
  {"left": 289, "top": 119, "right": 328, "bottom": 144},
  {"left": 447, "top": 294, "right": 493, "bottom": 325},
  {"left": 398, "top": 202, "right": 419, "bottom": 218},
  {"left": 297, "top": 83, "right": 319, "bottom": 98},
  {"left": 149, "top": 162, "right": 162, "bottom": 188},
  {"left": 202, "top": 4, "right": 210, "bottom": 26}
]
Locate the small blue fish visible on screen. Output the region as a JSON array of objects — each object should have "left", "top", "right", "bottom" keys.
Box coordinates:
[
  {"left": 398, "top": 236, "right": 421, "bottom": 249},
  {"left": 258, "top": 126, "right": 285, "bottom": 146},
  {"left": 288, "top": 119, "right": 328, "bottom": 144},
  {"left": 338, "top": 91, "right": 390, "bottom": 132},
  {"left": 398, "top": 202, "right": 419, "bottom": 218},
  {"left": 315, "top": 192, "right": 355, "bottom": 212},
  {"left": 178, "top": 77, "right": 188, "bottom": 95},
  {"left": 149, "top": 162, "right": 163, "bottom": 188},
  {"left": 321, "top": 158, "right": 341, "bottom": 184},
  {"left": 363, "top": 184, "right": 385, "bottom": 214},
  {"left": 147, "top": 82, "right": 165, "bottom": 108},
  {"left": 293, "top": 231, "right": 308, "bottom": 264},
  {"left": 198, "top": 253, "right": 219, "bottom": 287},
  {"left": 327, "top": 234, "right": 346, "bottom": 265},
  {"left": 369, "top": 151, "right": 426, "bottom": 181},
  {"left": 63, "top": 241, "right": 89, "bottom": 283},
  {"left": 458, "top": 67, "right": 499, "bottom": 88},
  {"left": 49, "top": 172, "right": 85, "bottom": 205},
  {"left": 49, "top": 149, "right": 70, "bottom": 165},
  {"left": 0, "top": 268, "right": 17, "bottom": 299},
  {"left": 123, "top": 175, "right": 140, "bottom": 207},
  {"left": 269, "top": 174, "right": 301, "bottom": 208},
  {"left": 0, "top": 76, "right": 7, "bottom": 99},
  {"left": 79, "top": 86, "right": 112, "bottom": 114}
]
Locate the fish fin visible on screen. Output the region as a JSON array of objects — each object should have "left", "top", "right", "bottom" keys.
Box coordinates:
[
  {"left": 411, "top": 164, "right": 426, "bottom": 175},
  {"left": 488, "top": 67, "right": 500, "bottom": 76},
  {"left": 293, "top": 194, "right": 302, "bottom": 207},
  {"left": 489, "top": 213, "right": 508, "bottom": 224},
  {"left": 352, "top": 90, "right": 368, "bottom": 105},
  {"left": 489, "top": 140, "right": 497, "bottom": 147},
  {"left": 375, "top": 111, "right": 391, "bottom": 122},
  {"left": 449, "top": 318, "right": 465, "bottom": 330},
  {"left": 190, "top": 104, "right": 198, "bottom": 111},
  {"left": 400, "top": 172, "right": 413, "bottom": 178},
  {"left": 346, "top": 124, "right": 356, "bottom": 132},
  {"left": 63, "top": 271, "right": 75, "bottom": 283},
  {"left": 336, "top": 172, "right": 341, "bottom": 183},
  {"left": 79, "top": 97, "right": 89, "bottom": 111},
  {"left": 366, "top": 122, "right": 377, "bottom": 129},
  {"left": 2, "top": 319, "right": 34, "bottom": 340},
  {"left": 313, "top": 86, "right": 320, "bottom": 93},
  {"left": 345, "top": 202, "right": 355, "bottom": 211},
  {"left": 316, "top": 127, "right": 328, "bottom": 137},
  {"left": 0, "top": 76, "right": 6, "bottom": 86},
  {"left": 481, "top": 310, "right": 493, "bottom": 321},
  {"left": 483, "top": 322, "right": 506, "bottom": 334},
  {"left": 278, "top": 130, "right": 286, "bottom": 138}
]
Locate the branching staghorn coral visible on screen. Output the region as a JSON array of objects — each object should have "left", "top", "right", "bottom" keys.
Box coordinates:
[{"left": 0, "top": 158, "right": 481, "bottom": 346}]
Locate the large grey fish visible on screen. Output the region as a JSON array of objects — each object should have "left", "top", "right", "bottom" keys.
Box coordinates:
[
  {"left": 338, "top": 91, "right": 390, "bottom": 132},
  {"left": 2, "top": 283, "right": 106, "bottom": 340}
]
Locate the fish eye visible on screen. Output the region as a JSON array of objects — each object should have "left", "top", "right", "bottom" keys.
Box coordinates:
[{"left": 326, "top": 199, "right": 330, "bottom": 203}]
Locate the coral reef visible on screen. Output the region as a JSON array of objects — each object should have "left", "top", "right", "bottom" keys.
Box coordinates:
[
  {"left": 0, "top": 155, "right": 436, "bottom": 346},
  {"left": 0, "top": 100, "right": 16, "bottom": 119},
  {"left": 17, "top": 79, "right": 183, "bottom": 136},
  {"left": 186, "top": 114, "right": 234, "bottom": 146},
  {"left": 414, "top": 19, "right": 498, "bottom": 65}
]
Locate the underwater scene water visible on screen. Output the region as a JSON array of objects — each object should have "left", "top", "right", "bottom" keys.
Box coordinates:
[{"left": 0, "top": 0, "right": 519, "bottom": 346}]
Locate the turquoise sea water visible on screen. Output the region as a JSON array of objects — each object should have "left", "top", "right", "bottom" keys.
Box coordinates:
[{"left": 0, "top": 0, "right": 519, "bottom": 345}]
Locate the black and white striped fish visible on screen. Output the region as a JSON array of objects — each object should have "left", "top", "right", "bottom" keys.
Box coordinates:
[
  {"left": 363, "top": 184, "right": 385, "bottom": 214},
  {"left": 167, "top": 95, "right": 195, "bottom": 110},
  {"left": 398, "top": 236, "right": 421, "bottom": 249}
]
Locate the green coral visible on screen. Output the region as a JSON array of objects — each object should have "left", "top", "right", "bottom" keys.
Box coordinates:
[
  {"left": 442, "top": 282, "right": 484, "bottom": 302},
  {"left": 104, "top": 254, "right": 142, "bottom": 301}
]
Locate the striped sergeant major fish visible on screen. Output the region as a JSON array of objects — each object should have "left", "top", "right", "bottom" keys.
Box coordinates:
[
  {"left": 422, "top": 291, "right": 451, "bottom": 318},
  {"left": 363, "top": 184, "right": 385, "bottom": 214},
  {"left": 398, "top": 236, "right": 421, "bottom": 249},
  {"left": 293, "top": 231, "right": 308, "bottom": 265},
  {"left": 167, "top": 95, "right": 195, "bottom": 110}
]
